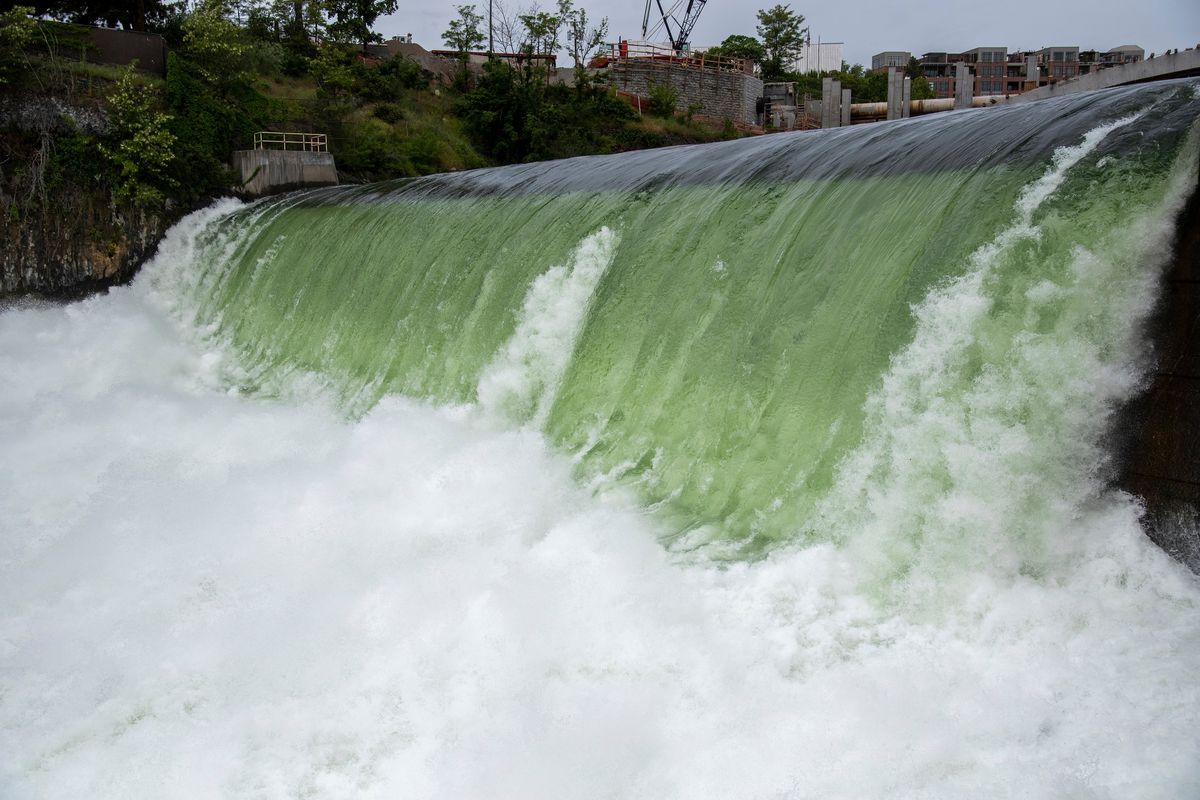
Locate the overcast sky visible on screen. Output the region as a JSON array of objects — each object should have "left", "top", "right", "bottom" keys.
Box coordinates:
[{"left": 377, "top": 0, "right": 1199, "bottom": 67}]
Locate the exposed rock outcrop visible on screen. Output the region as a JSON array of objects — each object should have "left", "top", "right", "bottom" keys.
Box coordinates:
[
  {"left": 1119, "top": 171, "right": 1200, "bottom": 571},
  {"left": 0, "top": 95, "right": 172, "bottom": 298}
]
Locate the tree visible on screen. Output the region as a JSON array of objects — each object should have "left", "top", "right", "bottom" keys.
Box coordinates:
[
  {"left": 513, "top": 7, "right": 560, "bottom": 90},
  {"left": 517, "top": 9, "right": 559, "bottom": 57},
  {"left": 443, "top": 3, "right": 484, "bottom": 62},
  {"left": 325, "top": 0, "right": 398, "bottom": 48},
  {"left": 0, "top": 5, "right": 34, "bottom": 85},
  {"left": 706, "top": 33, "right": 764, "bottom": 66},
  {"left": 908, "top": 74, "right": 933, "bottom": 100},
  {"left": 181, "top": 0, "right": 251, "bottom": 90},
  {"left": 755, "top": 4, "right": 806, "bottom": 81},
  {"left": 267, "top": 0, "right": 320, "bottom": 72},
  {"left": 559, "top": 0, "right": 605, "bottom": 89},
  {"left": 100, "top": 64, "right": 176, "bottom": 206},
  {"left": 1, "top": 0, "right": 171, "bottom": 31},
  {"left": 488, "top": 0, "right": 523, "bottom": 54},
  {"left": 906, "top": 55, "right": 934, "bottom": 100}
]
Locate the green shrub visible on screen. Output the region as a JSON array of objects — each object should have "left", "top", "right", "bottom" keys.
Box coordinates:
[
  {"left": 99, "top": 65, "right": 177, "bottom": 207},
  {"left": 310, "top": 44, "right": 357, "bottom": 96},
  {"left": 720, "top": 116, "right": 738, "bottom": 140},
  {"left": 165, "top": 53, "right": 262, "bottom": 201},
  {"left": 379, "top": 56, "right": 426, "bottom": 90},
  {"left": 646, "top": 82, "right": 679, "bottom": 118},
  {"left": 0, "top": 6, "right": 35, "bottom": 85},
  {"left": 246, "top": 40, "right": 285, "bottom": 75},
  {"left": 373, "top": 102, "right": 404, "bottom": 123},
  {"left": 399, "top": 129, "right": 442, "bottom": 174},
  {"left": 462, "top": 61, "right": 639, "bottom": 164},
  {"left": 46, "top": 126, "right": 108, "bottom": 193}
]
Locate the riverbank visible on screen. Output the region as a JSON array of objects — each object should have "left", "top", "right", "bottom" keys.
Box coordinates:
[{"left": 0, "top": 11, "right": 736, "bottom": 299}]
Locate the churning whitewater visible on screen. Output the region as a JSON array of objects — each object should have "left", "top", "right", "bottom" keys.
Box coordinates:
[{"left": 3, "top": 80, "right": 1200, "bottom": 798}]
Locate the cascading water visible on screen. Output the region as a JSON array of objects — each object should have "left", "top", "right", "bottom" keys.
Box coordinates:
[{"left": 2, "top": 80, "right": 1200, "bottom": 798}]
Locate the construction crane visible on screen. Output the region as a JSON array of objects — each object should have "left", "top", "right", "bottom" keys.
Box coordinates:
[{"left": 641, "top": 0, "right": 708, "bottom": 53}]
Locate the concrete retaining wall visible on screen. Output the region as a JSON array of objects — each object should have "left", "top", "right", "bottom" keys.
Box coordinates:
[
  {"left": 87, "top": 27, "right": 167, "bottom": 76},
  {"left": 607, "top": 61, "right": 762, "bottom": 126},
  {"left": 231, "top": 150, "right": 338, "bottom": 196}
]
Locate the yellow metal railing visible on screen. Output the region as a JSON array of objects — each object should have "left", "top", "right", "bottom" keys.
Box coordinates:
[{"left": 253, "top": 131, "right": 328, "bottom": 152}]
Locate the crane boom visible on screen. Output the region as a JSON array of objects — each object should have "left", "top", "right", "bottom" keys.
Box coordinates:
[
  {"left": 675, "top": 0, "right": 707, "bottom": 51},
  {"left": 641, "top": 0, "right": 708, "bottom": 52}
]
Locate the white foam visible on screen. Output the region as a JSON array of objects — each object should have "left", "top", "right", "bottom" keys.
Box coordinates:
[
  {"left": 808, "top": 111, "right": 1194, "bottom": 600},
  {"left": 3, "top": 117, "right": 1200, "bottom": 797},
  {"left": 476, "top": 227, "right": 618, "bottom": 427}
]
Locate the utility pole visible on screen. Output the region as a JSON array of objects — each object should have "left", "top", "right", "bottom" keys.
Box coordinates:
[{"left": 489, "top": 0, "right": 494, "bottom": 57}]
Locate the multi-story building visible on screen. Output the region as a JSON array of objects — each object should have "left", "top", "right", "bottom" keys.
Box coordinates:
[
  {"left": 1039, "top": 46, "right": 1080, "bottom": 82},
  {"left": 916, "top": 52, "right": 965, "bottom": 98},
  {"left": 961, "top": 47, "right": 1009, "bottom": 95},
  {"left": 871, "top": 51, "right": 910, "bottom": 72},
  {"left": 903, "top": 42, "right": 1142, "bottom": 99},
  {"left": 1004, "top": 52, "right": 1033, "bottom": 93}
]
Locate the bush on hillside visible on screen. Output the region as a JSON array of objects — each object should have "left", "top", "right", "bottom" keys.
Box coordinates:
[{"left": 646, "top": 82, "right": 679, "bottom": 118}]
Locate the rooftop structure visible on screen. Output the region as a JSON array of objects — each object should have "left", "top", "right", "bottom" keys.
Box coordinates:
[{"left": 871, "top": 51, "right": 910, "bottom": 72}]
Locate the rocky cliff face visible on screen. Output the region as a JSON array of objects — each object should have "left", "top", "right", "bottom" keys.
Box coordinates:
[
  {"left": 0, "top": 95, "right": 173, "bottom": 298},
  {"left": 1, "top": 188, "right": 170, "bottom": 297},
  {"left": 1119, "top": 178, "right": 1200, "bottom": 571}
]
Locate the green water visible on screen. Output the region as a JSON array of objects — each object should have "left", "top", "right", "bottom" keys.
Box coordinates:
[{"left": 176, "top": 85, "right": 1199, "bottom": 554}]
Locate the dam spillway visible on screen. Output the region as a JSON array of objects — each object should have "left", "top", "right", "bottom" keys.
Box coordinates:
[
  {"left": 2, "top": 79, "right": 1200, "bottom": 797},
  {"left": 166, "top": 78, "right": 1198, "bottom": 559}
]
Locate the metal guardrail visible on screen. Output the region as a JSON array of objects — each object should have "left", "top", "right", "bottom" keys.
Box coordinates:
[
  {"left": 598, "top": 42, "right": 753, "bottom": 75},
  {"left": 253, "top": 132, "right": 328, "bottom": 152}
]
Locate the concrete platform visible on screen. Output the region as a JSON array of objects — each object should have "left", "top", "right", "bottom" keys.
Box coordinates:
[{"left": 232, "top": 150, "right": 339, "bottom": 196}]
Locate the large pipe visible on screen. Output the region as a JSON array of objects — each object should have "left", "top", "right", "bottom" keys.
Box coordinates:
[{"left": 849, "top": 95, "right": 1011, "bottom": 121}]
